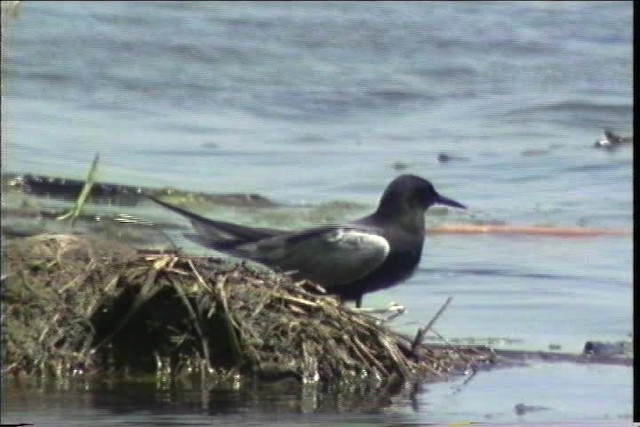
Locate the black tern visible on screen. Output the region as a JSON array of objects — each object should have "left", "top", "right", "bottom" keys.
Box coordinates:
[{"left": 149, "top": 175, "right": 466, "bottom": 307}]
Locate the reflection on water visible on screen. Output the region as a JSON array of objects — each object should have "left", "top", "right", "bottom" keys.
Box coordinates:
[
  {"left": 2, "top": 361, "right": 632, "bottom": 426},
  {"left": 1, "top": 375, "right": 418, "bottom": 421}
]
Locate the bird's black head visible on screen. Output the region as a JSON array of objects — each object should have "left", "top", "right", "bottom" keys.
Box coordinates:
[{"left": 375, "top": 174, "right": 466, "bottom": 218}]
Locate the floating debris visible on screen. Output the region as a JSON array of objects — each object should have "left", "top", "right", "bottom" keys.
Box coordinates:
[
  {"left": 594, "top": 129, "right": 633, "bottom": 149},
  {"left": 437, "top": 153, "right": 469, "bottom": 163},
  {"left": 515, "top": 402, "right": 550, "bottom": 416},
  {"left": 391, "top": 161, "right": 409, "bottom": 171},
  {"left": 583, "top": 340, "right": 632, "bottom": 358}
]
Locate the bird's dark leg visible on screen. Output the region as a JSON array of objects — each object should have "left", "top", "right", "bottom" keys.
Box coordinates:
[{"left": 355, "top": 295, "right": 363, "bottom": 309}]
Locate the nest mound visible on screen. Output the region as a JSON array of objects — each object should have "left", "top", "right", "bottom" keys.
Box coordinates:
[{"left": 2, "top": 234, "right": 492, "bottom": 384}]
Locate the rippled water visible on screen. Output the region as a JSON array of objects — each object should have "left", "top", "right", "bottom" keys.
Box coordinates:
[{"left": 1, "top": 1, "right": 633, "bottom": 424}]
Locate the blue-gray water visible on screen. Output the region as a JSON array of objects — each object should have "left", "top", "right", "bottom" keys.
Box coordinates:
[{"left": 1, "top": 1, "right": 632, "bottom": 425}]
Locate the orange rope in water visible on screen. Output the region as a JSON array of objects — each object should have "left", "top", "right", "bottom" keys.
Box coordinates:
[{"left": 427, "top": 224, "right": 632, "bottom": 237}]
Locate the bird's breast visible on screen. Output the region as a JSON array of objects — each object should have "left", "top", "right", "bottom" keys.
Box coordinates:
[{"left": 374, "top": 230, "right": 423, "bottom": 281}]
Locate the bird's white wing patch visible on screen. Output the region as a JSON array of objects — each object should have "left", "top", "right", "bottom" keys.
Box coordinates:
[{"left": 235, "top": 227, "right": 390, "bottom": 287}]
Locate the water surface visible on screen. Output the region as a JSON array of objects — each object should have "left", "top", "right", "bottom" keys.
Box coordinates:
[{"left": 1, "top": 1, "right": 633, "bottom": 424}]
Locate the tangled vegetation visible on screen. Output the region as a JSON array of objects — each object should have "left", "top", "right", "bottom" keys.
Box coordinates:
[{"left": 2, "top": 234, "right": 493, "bottom": 387}]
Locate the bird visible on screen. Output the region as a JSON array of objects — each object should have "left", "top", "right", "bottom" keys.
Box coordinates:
[
  {"left": 148, "top": 175, "right": 466, "bottom": 308},
  {"left": 594, "top": 129, "right": 633, "bottom": 149}
]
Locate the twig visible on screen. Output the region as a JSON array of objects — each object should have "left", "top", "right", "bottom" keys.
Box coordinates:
[
  {"left": 215, "top": 276, "right": 243, "bottom": 363},
  {"left": 411, "top": 296, "right": 452, "bottom": 353},
  {"left": 350, "top": 334, "right": 389, "bottom": 376},
  {"left": 57, "top": 152, "right": 100, "bottom": 227},
  {"left": 170, "top": 278, "right": 213, "bottom": 372},
  {"left": 377, "top": 333, "right": 411, "bottom": 378},
  {"left": 187, "top": 259, "right": 214, "bottom": 293},
  {"left": 276, "top": 294, "right": 320, "bottom": 307},
  {"left": 249, "top": 281, "right": 281, "bottom": 320}
]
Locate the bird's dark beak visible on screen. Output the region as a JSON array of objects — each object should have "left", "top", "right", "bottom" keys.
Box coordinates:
[{"left": 435, "top": 193, "right": 466, "bottom": 209}]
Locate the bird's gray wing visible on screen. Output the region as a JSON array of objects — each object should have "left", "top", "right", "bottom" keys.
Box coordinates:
[
  {"left": 232, "top": 226, "right": 390, "bottom": 287},
  {"left": 148, "top": 195, "right": 284, "bottom": 245}
]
